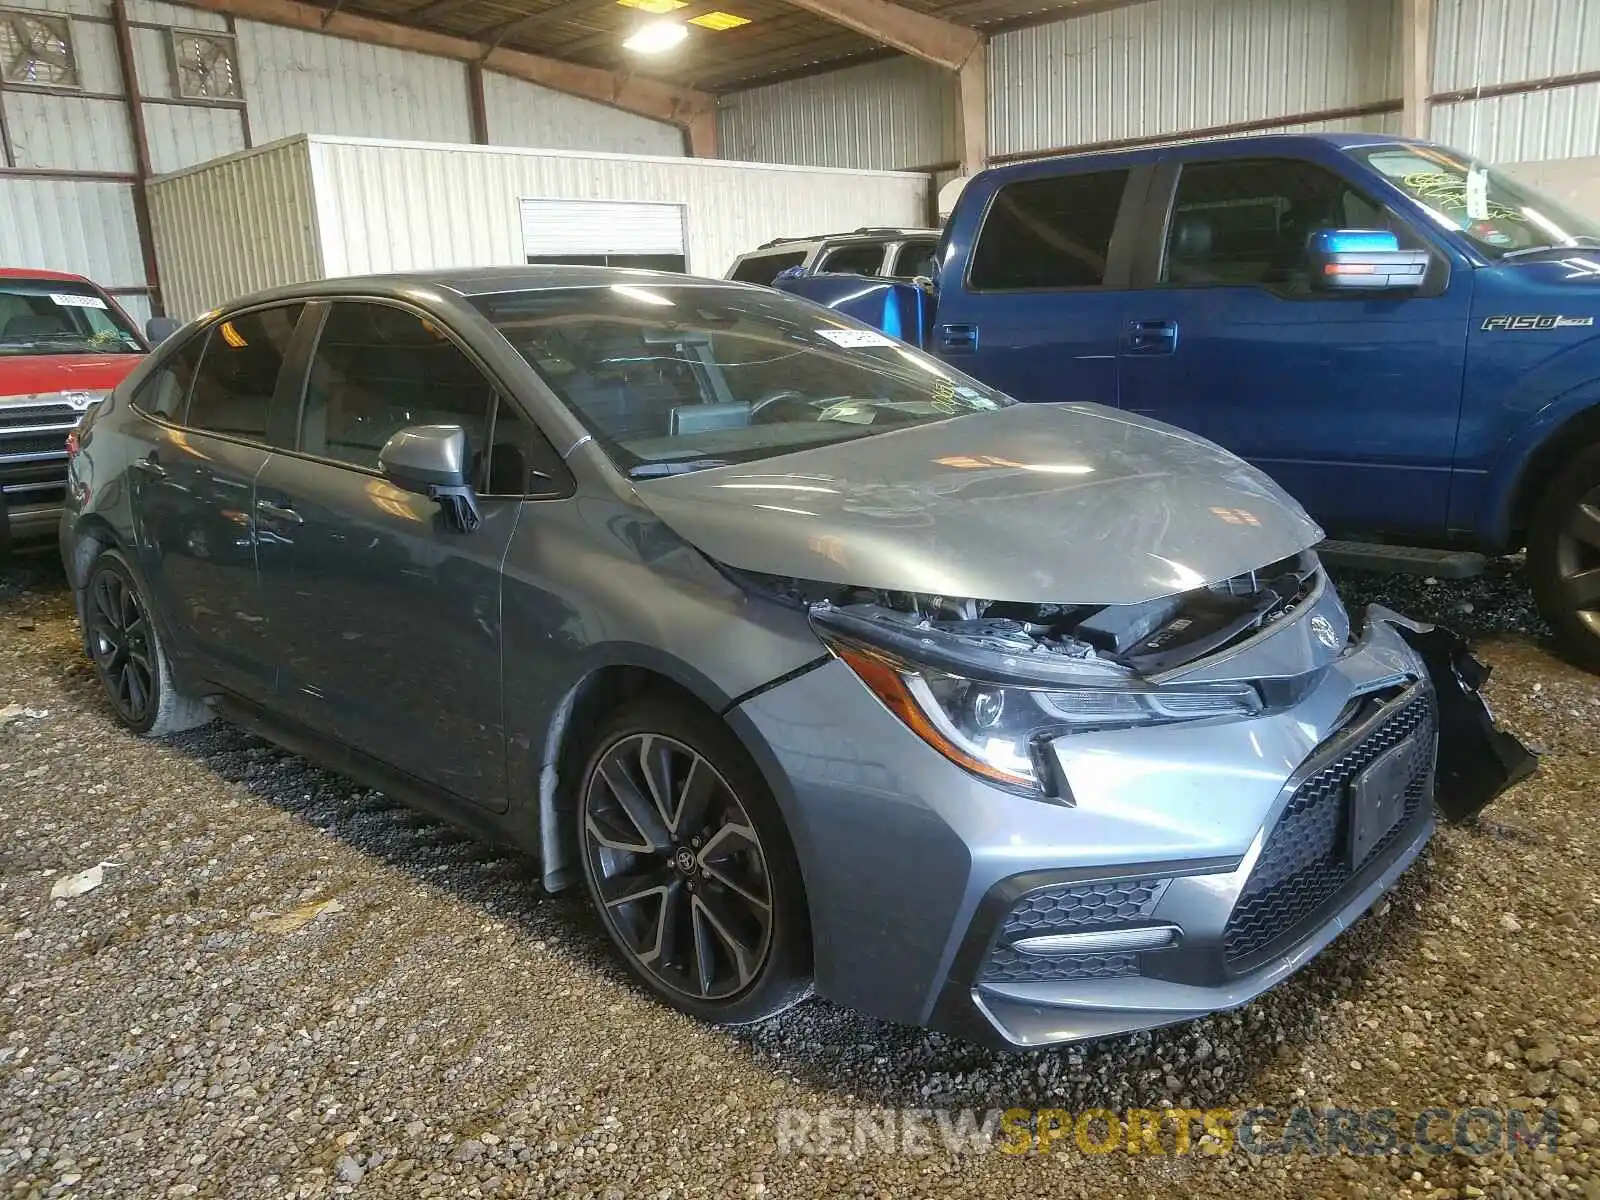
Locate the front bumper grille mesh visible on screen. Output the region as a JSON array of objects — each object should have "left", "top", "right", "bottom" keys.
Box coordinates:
[
  {"left": 1223, "top": 690, "right": 1436, "bottom": 968},
  {"left": 981, "top": 876, "right": 1170, "bottom": 983},
  {"left": 981, "top": 948, "right": 1139, "bottom": 983}
]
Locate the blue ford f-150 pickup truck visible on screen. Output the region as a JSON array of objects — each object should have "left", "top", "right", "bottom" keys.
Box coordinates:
[{"left": 774, "top": 133, "right": 1600, "bottom": 669}]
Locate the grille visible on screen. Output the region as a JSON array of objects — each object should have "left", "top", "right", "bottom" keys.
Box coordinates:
[
  {"left": 0, "top": 402, "right": 80, "bottom": 430},
  {"left": 981, "top": 948, "right": 1139, "bottom": 984},
  {"left": 0, "top": 431, "right": 70, "bottom": 458},
  {"left": 981, "top": 876, "right": 1170, "bottom": 984},
  {"left": 1000, "top": 877, "right": 1169, "bottom": 938},
  {"left": 1223, "top": 690, "right": 1436, "bottom": 968}
]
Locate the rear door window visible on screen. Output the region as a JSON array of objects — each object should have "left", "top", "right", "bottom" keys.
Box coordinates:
[
  {"left": 817, "top": 242, "right": 887, "bottom": 276},
  {"left": 134, "top": 333, "right": 206, "bottom": 422},
  {"left": 891, "top": 239, "right": 939, "bottom": 279},
  {"left": 185, "top": 305, "right": 304, "bottom": 441},
  {"left": 730, "top": 251, "right": 807, "bottom": 286},
  {"left": 969, "top": 170, "right": 1131, "bottom": 290}
]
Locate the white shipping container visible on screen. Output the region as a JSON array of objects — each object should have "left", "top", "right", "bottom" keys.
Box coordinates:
[{"left": 147, "top": 134, "right": 931, "bottom": 319}]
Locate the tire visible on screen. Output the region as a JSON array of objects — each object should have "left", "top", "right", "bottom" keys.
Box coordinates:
[
  {"left": 575, "top": 697, "right": 812, "bottom": 1025},
  {"left": 1528, "top": 444, "right": 1600, "bottom": 673},
  {"left": 83, "top": 549, "right": 212, "bottom": 736}
]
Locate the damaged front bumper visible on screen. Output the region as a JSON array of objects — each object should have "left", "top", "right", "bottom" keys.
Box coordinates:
[
  {"left": 731, "top": 602, "right": 1535, "bottom": 1049},
  {"left": 1389, "top": 614, "right": 1539, "bottom": 822}
]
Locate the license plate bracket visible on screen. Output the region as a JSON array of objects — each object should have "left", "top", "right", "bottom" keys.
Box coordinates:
[{"left": 1347, "top": 735, "right": 1415, "bottom": 868}]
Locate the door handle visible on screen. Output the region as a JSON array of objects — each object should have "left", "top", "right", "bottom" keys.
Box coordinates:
[
  {"left": 938, "top": 323, "right": 979, "bottom": 353},
  {"left": 255, "top": 498, "right": 303, "bottom": 525},
  {"left": 1127, "top": 319, "right": 1179, "bottom": 355},
  {"left": 130, "top": 454, "right": 167, "bottom": 481}
]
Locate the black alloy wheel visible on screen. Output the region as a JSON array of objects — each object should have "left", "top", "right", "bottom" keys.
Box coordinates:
[
  {"left": 1531, "top": 446, "right": 1600, "bottom": 672},
  {"left": 87, "top": 559, "right": 158, "bottom": 728},
  {"left": 582, "top": 731, "right": 774, "bottom": 1001},
  {"left": 1550, "top": 482, "right": 1600, "bottom": 636}
]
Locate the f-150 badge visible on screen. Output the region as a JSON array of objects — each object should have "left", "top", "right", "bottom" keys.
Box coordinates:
[{"left": 1482, "top": 314, "right": 1596, "bottom": 331}]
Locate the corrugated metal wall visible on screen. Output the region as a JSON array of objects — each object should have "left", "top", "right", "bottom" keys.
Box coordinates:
[
  {"left": 481, "top": 70, "right": 683, "bottom": 157},
  {"left": 988, "top": 0, "right": 1399, "bottom": 159},
  {"left": 303, "top": 137, "right": 928, "bottom": 280},
  {"left": 1431, "top": 0, "right": 1600, "bottom": 164},
  {"left": 717, "top": 56, "right": 958, "bottom": 171},
  {"left": 3, "top": 0, "right": 693, "bottom": 319},
  {"left": 1433, "top": 0, "right": 1599, "bottom": 91},
  {"left": 147, "top": 138, "right": 321, "bottom": 317},
  {"left": 0, "top": 176, "right": 145, "bottom": 281},
  {"left": 233, "top": 20, "right": 474, "bottom": 146}
]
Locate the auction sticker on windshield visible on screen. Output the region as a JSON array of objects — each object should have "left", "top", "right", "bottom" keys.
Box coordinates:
[
  {"left": 817, "top": 328, "right": 897, "bottom": 348},
  {"left": 51, "top": 293, "right": 108, "bottom": 309}
]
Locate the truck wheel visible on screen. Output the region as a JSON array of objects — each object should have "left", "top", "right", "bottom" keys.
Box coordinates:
[{"left": 1529, "top": 445, "right": 1600, "bottom": 671}]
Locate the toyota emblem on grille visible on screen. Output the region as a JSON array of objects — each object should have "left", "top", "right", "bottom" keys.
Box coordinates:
[
  {"left": 62, "top": 391, "right": 97, "bottom": 411},
  {"left": 1310, "top": 614, "right": 1339, "bottom": 649}
]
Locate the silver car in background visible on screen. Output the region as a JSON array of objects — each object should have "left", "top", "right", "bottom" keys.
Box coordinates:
[{"left": 59, "top": 270, "right": 1532, "bottom": 1048}]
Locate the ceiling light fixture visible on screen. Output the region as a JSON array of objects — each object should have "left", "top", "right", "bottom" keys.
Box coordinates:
[
  {"left": 622, "top": 19, "right": 688, "bottom": 52},
  {"left": 688, "top": 10, "right": 749, "bottom": 28}
]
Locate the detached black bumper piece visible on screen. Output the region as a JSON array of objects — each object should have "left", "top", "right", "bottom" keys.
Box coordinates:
[{"left": 1399, "top": 624, "right": 1538, "bottom": 823}]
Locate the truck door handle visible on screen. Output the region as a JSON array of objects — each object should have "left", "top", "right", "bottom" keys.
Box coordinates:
[
  {"left": 1127, "top": 319, "right": 1179, "bottom": 355},
  {"left": 255, "top": 498, "right": 303, "bottom": 524},
  {"left": 938, "top": 323, "right": 979, "bottom": 353}
]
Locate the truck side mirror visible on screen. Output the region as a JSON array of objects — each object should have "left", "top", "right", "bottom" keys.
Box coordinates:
[
  {"left": 145, "top": 316, "right": 182, "bottom": 345},
  {"left": 1307, "top": 229, "right": 1430, "bottom": 293}
]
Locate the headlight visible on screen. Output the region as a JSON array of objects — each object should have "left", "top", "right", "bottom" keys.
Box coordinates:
[{"left": 822, "top": 635, "right": 1262, "bottom": 794}]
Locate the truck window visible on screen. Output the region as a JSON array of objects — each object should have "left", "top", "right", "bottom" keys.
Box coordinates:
[
  {"left": 1163, "top": 158, "right": 1407, "bottom": 290},
  {"left": 0, "top": 281, "right": 143, "bottom": 357},
  {"left": 968, "top": 170, "right": 1130, "bottom": 290},
  {"left": 731, "top": 251, "right": 807, "bottom": 286},
  {"left": 891, "top": 239, "right": 938, "bottom": 279},
  {"left": 818, "top": 243, "right": 886, "bottom": 276}
]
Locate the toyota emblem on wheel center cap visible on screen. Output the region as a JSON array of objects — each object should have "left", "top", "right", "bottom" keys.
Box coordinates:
[
  {"left": 1310, "top": 614, "right": 1339, "bottom": 649},
  {"left": 674, "top": 847, "right": 697, "bottom": 873}
]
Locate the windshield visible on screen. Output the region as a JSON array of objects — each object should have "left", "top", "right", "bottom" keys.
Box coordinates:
[
  {"left": 1348, "top": 143, "right": 1600, "bottom": 258},
  {"left": 474, "top": 283, "right": 1011, "bottom": 477},
  {"left": 0, "top": 280, "right": 143, "bottom": 356}
]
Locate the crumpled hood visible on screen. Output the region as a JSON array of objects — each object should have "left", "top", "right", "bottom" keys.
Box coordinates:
[{"left": 633, "top": 403, "right": 1324, "bottom": 606}]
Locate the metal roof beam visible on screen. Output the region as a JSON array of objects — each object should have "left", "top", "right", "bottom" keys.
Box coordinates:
[
  {"left": 175, "top": 0, "right": 717, "bottom": 144},
  {"left": 780, "top": 0, "right": 979, "bottom": 71}
]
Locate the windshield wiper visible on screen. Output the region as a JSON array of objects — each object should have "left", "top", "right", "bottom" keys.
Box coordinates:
[
  {"left": 629, "top": 458, "right": 733, "bottom": 478},
  {"left": 1501, "top": 236, "right": 1600, "bottom": 260}
]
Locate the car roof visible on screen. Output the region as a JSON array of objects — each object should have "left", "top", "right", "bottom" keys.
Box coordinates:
[
  {"left": 980, "top": 132, "right": 1432, "bottom": 181},
  {"left": 0, "top": 267, "right": 96, "bottom": 284},
  {"left": 746, "top": 227, "right": 941, "bottom": 253},
  {"left": 212, "top": 266, "right": 768, "bottom": 310}
]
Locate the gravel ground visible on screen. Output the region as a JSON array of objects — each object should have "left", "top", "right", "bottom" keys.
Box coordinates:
[{"left": 1, "top": 552, "right": 1597, "bottom": 1199}]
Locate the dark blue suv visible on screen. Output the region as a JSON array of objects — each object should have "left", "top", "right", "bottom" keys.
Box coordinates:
[{"left": 776, "top": 134, "right": 1600, "bottom": 669}]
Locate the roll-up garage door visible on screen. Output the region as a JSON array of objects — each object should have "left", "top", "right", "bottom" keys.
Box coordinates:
[{"left": 519, "top": 199, "right": 687, "bottom": 271}]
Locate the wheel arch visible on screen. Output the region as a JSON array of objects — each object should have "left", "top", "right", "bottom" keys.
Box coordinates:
[
  {"left": 1497, "top": 394, "right": 1600, "bottom": 548},
  {"left": 534, "top": 647, "right": 806, "bottom": 898}
]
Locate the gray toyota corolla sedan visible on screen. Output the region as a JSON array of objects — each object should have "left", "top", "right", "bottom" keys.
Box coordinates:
[{"left": 59, "top": 268, "right": 1532, "bottom": 1048}]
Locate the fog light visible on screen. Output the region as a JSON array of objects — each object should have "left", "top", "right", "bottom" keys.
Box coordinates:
[{"left": 1011, "top": 925, "right": 1180, "bottom": 957}]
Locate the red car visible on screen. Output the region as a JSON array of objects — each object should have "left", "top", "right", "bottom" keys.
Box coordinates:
[{"left": 0, "top": 268, "right": 152, "bottom": 550}]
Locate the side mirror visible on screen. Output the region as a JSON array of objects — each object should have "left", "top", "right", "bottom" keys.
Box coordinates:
[
  {"left": 773, "top": 265, "right": 806, "bottom": 283},
  {"left": 378, "top": 424, "right": 482, "bottom": 532},
  {"left": 1307, "top": 229, "right": 1430, "bottom": 292},
  {"left": 145, "top": 316, "right": 182, "bottom": 345}
]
